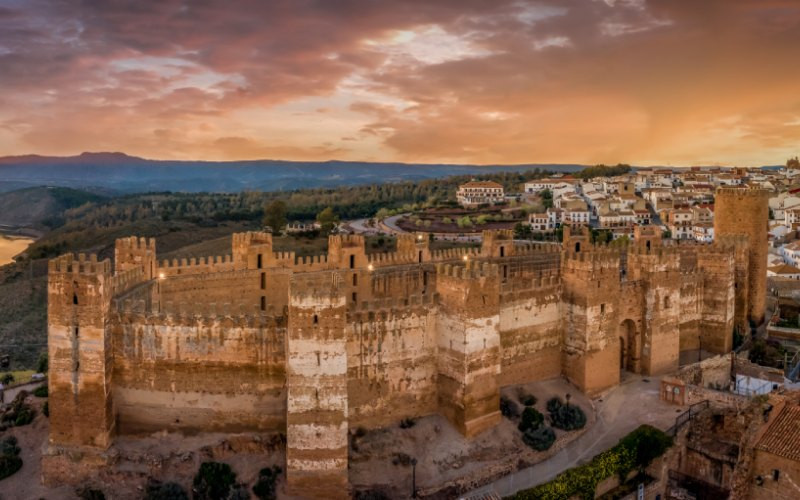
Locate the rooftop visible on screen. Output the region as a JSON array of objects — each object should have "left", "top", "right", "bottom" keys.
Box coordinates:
[{"left": 755, "top": 402, "right": 800, "bottom": 462}]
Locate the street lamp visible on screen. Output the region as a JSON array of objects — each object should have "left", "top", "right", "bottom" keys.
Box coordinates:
[{"left": 411, "top": 457, "right": 418, "bottom": 498}]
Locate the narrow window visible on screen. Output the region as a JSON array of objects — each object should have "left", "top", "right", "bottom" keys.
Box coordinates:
[
  {"left": 503, "top": 265, "right": 508, "bottom": 280},
  {"left": 423, "top": 271, "right": 428, "bottom": 287},
  {"left": 257, "top": 254, "right": 263, "bottom": 269},
  {"left": 352, "top": 273, "right": 357, "bottom": 286},
  {"left": 260, "top": 296, "right": 266, "bottom": 311},
  {"left": 664, "top": 296, "right": 670, "bottom": 309},
  {"left": 75, "top": 327, "right": 79, "bottom": 337},
  {"left": 313, "top": 314, "right": 318, "bottom": 324},
  {"left": 349, "top": 254, "right": 355, "bottom": 269},
  {"left": 72, "top": 294, "right": 78, "bottom": 305},
  {"left": 418, "top": 250, "right": 423, "bottom": 263},
  {"left": 600, "top": 304, "right": 605, "bottom": 314},
  {"left": 575, "top": 242, "right": 581, "bottom": 253},
  {"left": 352, "top": 292, "right": 357, "bottom": 303},
  {"left": 646, "top": 240, "right": 651, "bottom": 252},
  {"left": 500, "top": 246, "right": 505, "bottom": 257},
  {"left": 260, "top": 272, "right": 266, "bottom": 290}
]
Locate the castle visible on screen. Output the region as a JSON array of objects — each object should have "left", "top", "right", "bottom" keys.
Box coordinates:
[{"left": 43, "top": 187, "right": 769, "bottom": 498}]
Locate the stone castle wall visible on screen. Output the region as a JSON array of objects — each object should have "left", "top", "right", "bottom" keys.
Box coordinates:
[{"left": 45, "top": 188, "right": 767, "bottom": 496}]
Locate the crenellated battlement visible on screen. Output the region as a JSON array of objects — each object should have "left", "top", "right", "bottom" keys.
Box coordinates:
[
  {"left": 367, "top": 250, "right": 417, "bottom": 267},
  {"left": 157, "top": 254, "right": 234, "bottom": 275},
  {"left": 347, "top": 292, "right": 435, "bottom": 314},
  {"left": 715, "top": 186, "right": 771, "bottom": 198},
  {"left": 48, "top": 253, "right": 111, "bottom": 275},
  {"left": 429, "top": 246, "right": 481, "bottom": 262},
  {"left": 232, "top": 231, "right": 273, "bottom": 247},
  {"left": 112, "top": 267, "right": 145, "bottom": 295},
  {"left": 329, "top": 233, "right": 365, "bottom": 248},
  {"left": 115, "top": 236, "right": 156, "bottom": 252},
  {"left": 435, "top": 260, "right": 499, "bottom": 279}
]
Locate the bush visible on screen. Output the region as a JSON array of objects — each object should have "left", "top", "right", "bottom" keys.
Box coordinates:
[
  {"left": 550, "top": 403, "right": 586, "bottom": 431},
  {"left": 193, "top": 462, "right": 237, "bottom": 500},
  {"left": 500, "top": 396, "right": 520, "bottom": 419},
  {"left": 77, "top": 487, "right": 105, "bottom": 500},
  {"left": 252, "top": 466, "right": 282, "bottom": 500},
  {"left": 1, "top": 436, "right": 20, "bottom": 457},
  {"left": 511, "top": 425, "right": 671, "bottom": 500},
  {"left": 0, "top": 435, "right": 22, "bottom": 480},
  {"left": 37, "top": 352, "right": 49, "bottom": 374},
  {"left": 518, "top": 407, "right": 544, "bottom": 433},
  {"left": 546, "top": 397, "right": 563, "bottom": 413},
  {"left": 0, "top": 454, "right": 22, "bottom": 480},
  {"left": 145, "top": 480, "right": 188, "bottom": 500},
  {"left": 1, "top": 391, "right": 35, "bottom": 427},
  {"left": 1, "top": 373, "right": 13, "bottom": 385},
  {"left": 34, "top": 384, "right": 48, "bottom": 398},
  {"left": 517, "top": 390, "right": 537, "bottom": 407},
  {"left": 522, "top": 426, "right": 556, "bottom": 451}
]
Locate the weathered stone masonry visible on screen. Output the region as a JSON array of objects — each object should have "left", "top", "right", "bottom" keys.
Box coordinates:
[{"left": 44, "top": 187, "right": 767, "bottom": 497}]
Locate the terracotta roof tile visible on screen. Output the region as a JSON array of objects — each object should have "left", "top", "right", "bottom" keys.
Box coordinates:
[{"left": 756, "top": 403, "right": 800, "bottom": 461}]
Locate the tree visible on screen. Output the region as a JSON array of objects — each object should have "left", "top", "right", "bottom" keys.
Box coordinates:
[
  {"left": 262, "top": 200, "right": 287, "bottom": 234},
  {"left": 514, "top": 222, "right": 532, "bottom": 240},
  {"left": 316, "top": 207, "right": 339, "bottom": 235},
  {"left": 193, "top": 462, "right": 237, "bottom": 500},
  {"left": 541, "top": 189, "right": 553, "bottom": 209},
  {"left": 37, "top": 353, "right": 48, "bottom": 374}
]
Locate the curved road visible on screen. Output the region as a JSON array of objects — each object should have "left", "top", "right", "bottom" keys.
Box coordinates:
[{"left": 462, "top": 375, "right": 682, "bottom": 499}]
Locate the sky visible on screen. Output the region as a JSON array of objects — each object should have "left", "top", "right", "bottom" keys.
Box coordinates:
[{"left": 0, "top": 0, "right": 799, "bottom": 166}]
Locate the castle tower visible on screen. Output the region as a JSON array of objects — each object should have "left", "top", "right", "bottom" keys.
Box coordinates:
[
  {"left": 327, "top": 234, "right": 367, "bottom": 269},
  {"left": 285, "top": 272, "right": 349, "bottom": 499},
  {"left": 47, "top": 253, "right": 114, "bottom": 448},
  {"left": 114, "top": 236, "right": 156, "bottom": 280},
  {"left": 562, "top": 224, "right": 590, "bottom": 253},
  {"left": 560, "top": 245, "right": 622, "bottom": 395},
  {"left": 633, "top": 225, "right": 662, "bottom": 253},
  {"left": 397, "top": 232, "right": 430, "bottom": 263},
  {"left": 713, "top": 187, "right": 770, "bottom": 325},
  {"left": 625, "top": 246, "right": 681, "bottom": 375},
  {"left": 232, "top": 231, "right": 273, "bottom": 270},
  {"left": 434, "top": 261, "right": 501, "bottom": 437},
  {"left": 481, "top": 229, "right": 515, "bottom": 258}
]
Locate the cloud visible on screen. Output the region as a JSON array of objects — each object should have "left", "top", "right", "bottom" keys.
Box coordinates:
[{"left": 0, "top": 0, "right": 798, "bottom": 165}]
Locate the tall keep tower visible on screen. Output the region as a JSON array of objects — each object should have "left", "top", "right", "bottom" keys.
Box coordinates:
[
  {"left": 713, "top": 187, "right": 770, "bottom": 325},
  {"left": 47, "top": 254, "right": 114, "bottom": 448}
]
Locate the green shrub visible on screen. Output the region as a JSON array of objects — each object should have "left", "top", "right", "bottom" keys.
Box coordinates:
[
  {"left": 511, "top": 425, "right": 671, "bottom": 500},
  {"left": 37, "top": 353, "right": 48, "bottom": 374},
  {"left": 1, "top": 436, "right": 20, "bottom": 457},
  {"left": 500, "top": 396, "right": 519, "bottom": 419},
  {"left": 77, "top": 487, "right": 105, "bottom": 500},
  {"left": 144, "top": 480, "right": 188, "bottom": 500},
  {"left": 0, "top": 454, "right": 23, "bottom": 480},
  {"left": 193, "top": 462, "right": 237, "bottom": 500},
  {"left": 252, "top": 466, "right": 282, "bottom": 499},
  {"left": 1, "top": 373, "right": 13, "bottom": 385},
  {"left": 550, "top": 403, "right": 586, "bottom": 431},
  {"left": 34, "top": 384, "right": 48, "bottom": 398},
  {"left": 518, "top": 407, "right": 544, "bottom": 433},
  {"left": 14, "top": 407, "right": 35, "bottom": 426},
  {"left": 519, "top": 393, "right": 537, "bottom": 406},
  {"left": 522, "top": 426, "right": 556, "bottom": 451},
  {"left": 546, "top": 397, "right": 563, "bottom": 413}
]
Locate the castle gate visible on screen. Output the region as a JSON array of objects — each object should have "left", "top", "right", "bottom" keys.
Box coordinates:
[{"left": 619, "top": 319, "right": 641, "bottom": 374}]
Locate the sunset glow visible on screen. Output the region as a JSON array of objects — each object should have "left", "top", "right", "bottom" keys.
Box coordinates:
[{"left": 1, "top": 0, "right": 799, "bottom": 165}]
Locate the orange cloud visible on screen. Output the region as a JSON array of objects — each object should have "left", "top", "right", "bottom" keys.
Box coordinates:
[{"left": 0, "top": 0, "right": 798, "bottom": 165}]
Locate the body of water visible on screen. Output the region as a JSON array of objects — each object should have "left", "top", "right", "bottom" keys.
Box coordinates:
[{"left": 0, "top": 234, "right": 33, "bottom": 265}]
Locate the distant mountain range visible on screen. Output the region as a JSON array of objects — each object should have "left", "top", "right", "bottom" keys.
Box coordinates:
[{"left": 0, "top": 152, "right": 586, "bottom": 194}]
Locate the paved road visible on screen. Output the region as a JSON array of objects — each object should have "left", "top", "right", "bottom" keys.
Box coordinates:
[{"left": 463, "top": 375, "right": 683, "bottom": 498}]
